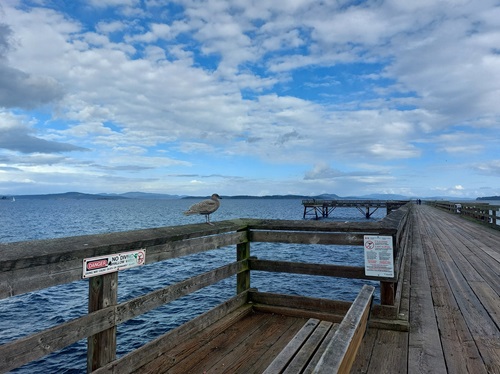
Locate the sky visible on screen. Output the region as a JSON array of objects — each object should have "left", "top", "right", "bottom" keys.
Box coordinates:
[{"left": 0, "top": 0, "right": 499, "bottom": 198}]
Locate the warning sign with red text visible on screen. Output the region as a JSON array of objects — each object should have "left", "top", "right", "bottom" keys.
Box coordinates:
[
  {"left": 363, "top": 236, "right": 394, "bottom": 278},
  {"left": 82, "top": 249, "right": 146, "bottom": 278}
]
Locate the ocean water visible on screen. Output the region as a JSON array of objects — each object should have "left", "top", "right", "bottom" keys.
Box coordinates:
[{"left": 0, "top": 198, "right": 385, "bottom": 373}]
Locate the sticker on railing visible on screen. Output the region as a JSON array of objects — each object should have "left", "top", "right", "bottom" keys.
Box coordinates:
[
  {"left": 363, "top": 236, "right": 394, "bottom": 278},
  {"left": 82, "top": 249, "right": 146, "bottom": 278}
]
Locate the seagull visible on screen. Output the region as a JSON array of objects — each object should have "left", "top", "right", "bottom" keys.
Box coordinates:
[{"left": 183, "top": 193, "right": 221, "bottom": 224}]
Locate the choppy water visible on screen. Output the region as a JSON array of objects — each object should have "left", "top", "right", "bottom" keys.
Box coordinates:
[{"left": 0, "top": 198, "right": 385, "bottom": 373}]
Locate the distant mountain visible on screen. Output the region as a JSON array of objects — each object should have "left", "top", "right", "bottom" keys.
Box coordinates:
[
  {"left": 99, "top": 192, "right": 185, "bottom": 199},
  {"left": 12, "top": 192, "right": 187, "bottom": 200},
  {"left": 351, "top": 193, "right": 410, "bottom": 200},
  {"left": 182, "top": 194, "right": 341, "bottom": 200},
  {"left": 424, "top": 196, "right": 475, "bottom": 201},
  {"left": 10, "top": 191, "right": 478, "bottom": 201},
  {"left": 14, "top": 192, "right": 127, "bottom": 200},
  {"left": 314, "top": 193, "right": 341, "bottom": 199},
  {"left": 182, "top": 194, "right": 312, "bottom": 199}
]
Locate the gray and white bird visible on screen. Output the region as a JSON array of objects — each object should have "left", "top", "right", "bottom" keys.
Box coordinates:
[{"left": 183, "top": 193, "right": 221, "bottom": 224}]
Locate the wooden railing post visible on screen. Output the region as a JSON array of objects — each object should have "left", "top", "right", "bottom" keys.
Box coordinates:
[
  {"left": 87, "top": 272, "right": 118, "bottom": 372},
  {"left": 380, "top": 233, "right": 397, "bottom": 306},
  {"left": 236, "top": 240, "right": 251, "bottom": 294},
  {"left": 380, "top": 281, "right": 395, "bottom": 305}
]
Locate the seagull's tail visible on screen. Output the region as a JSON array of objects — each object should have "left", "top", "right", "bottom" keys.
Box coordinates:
[{"left": 183, "top": 210, "right": 197, "bottom": 215}]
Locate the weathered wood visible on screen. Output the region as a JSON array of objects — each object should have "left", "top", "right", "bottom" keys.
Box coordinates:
[
  {"left": 262, "top": 285, "right": 374, "bottom": 374},
  {"left": 312, "top": 284, "right": 374, "bottom": 373},
  {"left": 348, "top": 327, "right": 378, "bottom": 373},
  {"left": 0, "top": 211, "right": 407, "bottom": 300},
  {"left": 365, "top": 329, "right": 409, "bottom": 373},
  {"left": 116, "top": 261, "right": 247, "bottom": 324},
  {"left": 426, "top": 200, "right": 500, "bottom": 229},
  {"left": 380, "top": 281, "right": 395, "bottom": 305},
  {"left": 0, "top": 225, "right": 247, "bottom": 299},
  {"left": 408, "top": 210, "right": 447, "bottom": 373},
  {"left": 0, "top": 220, "right": 247, "bottom": 268},
  {"left": 417, "top": 206, "right": 496, "bottom": 373},
  {"left": 302, "top": 324, "right": 338, "bottom": 374},
  {"left": 141, "top": 305, "right": 262, "bottom": 373},
  {"left": 205, "top": 314, "right": 304, "bottom": 373},
  {"left": 250, "top": 291, "right": 352, "bottom": 316},
  {"left": 286, "top": 321, "right": 334, "bottom": 373},
  {"left": 236, "top": 240, "right": 251, "bottom": 293},
  {"left": 250, "top": 231, "right": 365, "bottom": 245},
  {"left": 88, "top": 272, "right": 118, "bottom": 372},
  {"left": 0, "top": 209, "right": 412, "bottom": 373},
  {"left": 0, "top": 262, "right": 244, "bottom": 373},
  {"left": 246, "top": 210, "right": 405, "bottom": 233},
  {"left": 263, "top": 318, "right": 321, "bottom": 374},
  {"left": 93, "top": 292, "right": 250, "bottom": 374},
  {"left": 249, "top": 258, "right": 395, "bottom": 281},
  {"left": 0, "top": 307, "right": 116, "bottom": 373},
  {"left": 145, "top": 230, "right": 247, "bottom": 264}
]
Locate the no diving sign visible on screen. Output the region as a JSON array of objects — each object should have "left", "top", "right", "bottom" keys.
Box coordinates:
[
  {"left": 364, "top": 235, "right": 394, "bottom": 278},
  {"left": 83, "top": 249, "right": 146, "bottom": 278}
]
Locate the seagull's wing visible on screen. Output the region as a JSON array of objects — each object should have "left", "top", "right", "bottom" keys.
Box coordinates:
[
  {"left": 184, "top": 198, "right": 219, "bottom": 215},
  {"left": 196, "top": 199, "right": 219, "bottom": 214}
]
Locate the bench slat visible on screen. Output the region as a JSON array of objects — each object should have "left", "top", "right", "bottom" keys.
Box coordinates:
[
  {"left": 284, "top": 321, "right": 334, "bottom": 374},
  {"left": 312, "top": 284, "right": 375, "bottom": 374},
  {"left": 302, "top": 325, "right": 338, "bottom": 374},
  {"left": 263, "top": 318, "right": 320, "bottom": 374}
]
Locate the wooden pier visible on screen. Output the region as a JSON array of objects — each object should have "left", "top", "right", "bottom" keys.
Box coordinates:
[
  {"left": 302, "top": 199, "right": 409, "bottom": 219},
  {"left": 1, "top": 203, "right": 499, "bottom": 373},
  {"left": 352, "top": 203, "right": 500, "bottom": 373}
]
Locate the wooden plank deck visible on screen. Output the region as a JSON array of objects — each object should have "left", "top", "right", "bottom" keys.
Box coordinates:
[
  {"left": 133, "top": 309, "right": 309, "bottom": 373},
  {"left": 125, "top": 204, "right": 500, "bottom": 373},
  {"left": 353, "top": 204, "right": 500, "bottom": 373}
]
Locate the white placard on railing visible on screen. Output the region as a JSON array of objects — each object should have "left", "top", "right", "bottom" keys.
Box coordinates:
[
  {"left": 82, "top": 249, "right": 146, "bottom": 278},
  {"left": 363, "top": 235, "right": 394, "bottom": 277}
]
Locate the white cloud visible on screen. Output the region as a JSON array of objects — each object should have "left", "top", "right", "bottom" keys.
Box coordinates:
[
  {"left": 96, "top": 20, "right": 128, "bottom": 34},
  {"left": 87, "top": 0, "right": 139, "bottom": 8},
  {"left": 473, "top": 160, "right": 500, "bottom": 176},
  {"left": 0, "top": 0, "right": 498, "bottom": 198}
]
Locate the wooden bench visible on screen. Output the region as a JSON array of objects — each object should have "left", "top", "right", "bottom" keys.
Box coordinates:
[{"left": 264, "top": 284, "right": 375, "bottom": 374}]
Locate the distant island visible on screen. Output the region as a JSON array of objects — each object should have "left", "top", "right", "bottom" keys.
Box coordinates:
[
  {"left": 5, "top": 192, "right": 340, "bottom": 200},
  {"left": 0, "top": 191, "right": 419, "bottom": 201},
  {"left": 2, "top": 192, "right": 410, "bottom": 200},
  {"left": 2, "top": 191, "right": 485, "bottom": 201}
]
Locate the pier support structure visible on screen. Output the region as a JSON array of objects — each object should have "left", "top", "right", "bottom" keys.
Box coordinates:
[{"left": 303, "top": 200, "right": 409, "bottom": 220}]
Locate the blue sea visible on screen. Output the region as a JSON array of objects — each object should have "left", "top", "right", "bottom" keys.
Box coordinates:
[{"left": 0, "top": 198, "right": 385, "bottom": 373}]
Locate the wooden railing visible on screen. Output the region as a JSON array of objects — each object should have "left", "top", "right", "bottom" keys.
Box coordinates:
[
  {"left": 425, "top": 200, "right": 500, "bottom": 229},
  {"left": 0, "top": 204, "right": 411, "bottom": 373}
]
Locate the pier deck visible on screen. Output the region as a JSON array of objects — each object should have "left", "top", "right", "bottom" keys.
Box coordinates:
[
  {"left": 353, "top": 204, "right": 500, "bottom": 373},
  {"left": 124, "top": 204, "right": 500, "bottom": 373}
]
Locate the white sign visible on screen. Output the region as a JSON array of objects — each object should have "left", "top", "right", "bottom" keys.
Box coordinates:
[
  {"left": 82, "top": 249, "right": 146, "bottom": 278},
  {"left": 364, "top": 235, "right": 394, "bottom": 278}
]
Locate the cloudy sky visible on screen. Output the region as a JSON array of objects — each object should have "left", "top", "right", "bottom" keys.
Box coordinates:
[{"left": 0, "top": 0, "right": 499, "bottom": 198}]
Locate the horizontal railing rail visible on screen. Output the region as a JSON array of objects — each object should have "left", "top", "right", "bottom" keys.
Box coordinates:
[
  {"left": 425, "top": 200, "right": 500, "bottom": 229},
  {"left": 0, "top": 204, "right": 411, "bottom": 373}
]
